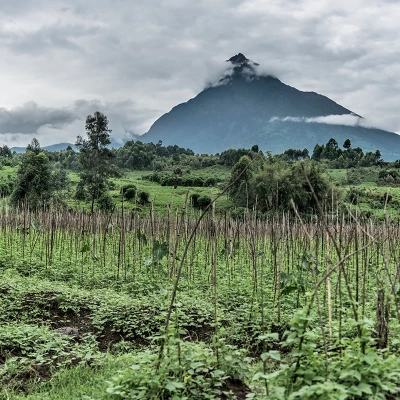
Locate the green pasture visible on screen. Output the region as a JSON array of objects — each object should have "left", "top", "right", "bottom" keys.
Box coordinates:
[{"left": 68, "top": 167, "right": 233, "bottom": 214}]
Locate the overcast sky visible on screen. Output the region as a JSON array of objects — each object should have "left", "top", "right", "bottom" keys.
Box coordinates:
[{"left": 0, "top": 0, "right": 399, "bottom": 147}]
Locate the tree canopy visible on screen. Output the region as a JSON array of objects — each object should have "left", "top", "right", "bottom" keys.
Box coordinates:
[
  {"left": 10, "top": 139, "right": 52, "bottom": 209},
  {"left": 76, "top": 111, "right": 115, "bottom": 212}
]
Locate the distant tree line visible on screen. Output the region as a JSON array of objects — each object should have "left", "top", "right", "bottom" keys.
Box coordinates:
[{"left": 311, "top": 138, "right": 382, "bottom": 168}]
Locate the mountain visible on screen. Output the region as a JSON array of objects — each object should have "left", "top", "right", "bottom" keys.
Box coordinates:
[
  {"left": 11, "top": 140, "right": 124, "bottom": 153},
  {"left": 141, "top": 53, "right": 400, "bottom": 160},
  {"left": 11, "top": 143, "right": 76, "bottom": 153}
]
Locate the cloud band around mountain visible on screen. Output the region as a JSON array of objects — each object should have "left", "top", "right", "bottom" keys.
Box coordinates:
[{"left": 269, "top": 114, "right": 378, "bottom": 129}]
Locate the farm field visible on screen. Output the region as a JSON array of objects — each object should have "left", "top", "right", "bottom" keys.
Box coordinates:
[{"left": 2, "top": 205, "right": 400, "bottom": 399}]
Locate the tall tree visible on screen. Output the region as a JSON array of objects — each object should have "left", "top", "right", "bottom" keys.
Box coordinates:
[
  {"left": 10, "top": 139, "right": 52, "bottom": 209},
  {"left": 343, "top": 138, "right": 351, "bottom": 150},
  {"left": 76, "top": 111, "right": 114, "bottom": 212}
]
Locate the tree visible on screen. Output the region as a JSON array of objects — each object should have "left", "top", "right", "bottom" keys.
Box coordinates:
[
  {"left": 343, "top": 139, "right": 351, "bottom": 150},
  {"left": 323, "top": 138, "right": 341, "bottom": 160},
  {"left": 228, "top": 156, "right": 253, "bottom": 207},
  {"left": 26, "top": 138, "right": 42, "bottom": 154},
  {"left": 10, "top": 139, "right": 52, "bottom": 209},
  {"left": 76, "top": 112, "right": 114, "bottom": 212},
  {"left": 311, "top": 144, "right": 324, "bottom": 161},
  {"left": 251, "top": 144, "right": 259, "bottom": 153},
  {"left": 0, "top": 145, "right": 12, "bottom": 158}
]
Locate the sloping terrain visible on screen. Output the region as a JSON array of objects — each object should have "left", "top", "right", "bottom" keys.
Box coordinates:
[{"left": 142, "top": 54, "right": 400, "bottom": 160}]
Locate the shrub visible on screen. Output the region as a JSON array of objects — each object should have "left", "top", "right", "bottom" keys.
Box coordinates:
[
  {"left": 138, "top": 191, "right": 150, "bottom": 205},
  {"left": 190, "top": 193, "right": 201, "bottom": 208},
  {"left": 124, "top": 187, "right": 137, "bottom": 200},
  {"left": 0, "top": 181, "right": 13, "bottom": 196},
  {"left": 197, "top": 195, "right": 212, "bottom": 210},
  {"left": 173, "top": 167, "right": 182, "bottom": 176},
  {"left": 191, "top": 193, "right": 212, "bottom": 210},
  {"left": 121, "top": 184, "right": 137, "bottom": 195},
  {"left": 97, "top": 193, "right": 115, "bottom": 212},
  {"left": 204, "top": 177, "right": 217, "bottom": 187}
]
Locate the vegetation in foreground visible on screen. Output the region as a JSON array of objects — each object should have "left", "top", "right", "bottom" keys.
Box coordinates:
[
  {"left": 2, "top": 113, "right": 400, "bottom": 398},
  {"left": 0, "top": 205, "right": 400, "bottom": 399}
]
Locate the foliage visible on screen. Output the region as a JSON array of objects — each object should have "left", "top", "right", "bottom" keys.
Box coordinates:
[
  {"left": 0, "top": 145, "right": 12, "bottom": 158},
  {"left": 142, "top": 172, "right": 221, "bottom": 188},
  {"left": 255, "top": 309, "right": 400, "bottom": 399},
  {"left": 229, "top": 157, "right": 333, "bottom": 214},
  {"left": 311, "top": 138, "right": 382, "bottom": 168},
  {"left": 121, "top": 184, "right": 137, "bottom": 200},
  {"left": 137, "top": 191, "right": 150, "bottom": 205},
  {"left": 76, "top": 111, "right": 115, "bottom": 212},
  {"left": 219, "top": 147, "right": 262, "bottom": 167},
  {"left": 115, "top": 140, "right": 195, "bottom": 170},
  {"left": 97, "top": 193, "right": 116, "bottom": 212},
  {"left": 106, "top": 336, "right": 251, "bottom": 399},
  {"left": 10, "top": 140, "right": 53, "bottom": 209},
  {"left": 0, "top": 180, "right": 15, "bottom": 196},
  {"left": 0, "top": 323, "right": 102, "bottom": 392},
  {"left": 281, "top": 148, "right": 309, "bottom": 162},
  {"left": 191, "top": 193, "right": 212, "bottom": 210},
  {"left": 228, "top": 155, "right": 253, "bottom": 207},
  {"left": 377, "top": 169, "right": 400, "bottom": 186}
]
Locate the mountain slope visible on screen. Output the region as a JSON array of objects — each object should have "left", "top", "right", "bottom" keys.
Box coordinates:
[{"left": 141, "top": 53, "right": 400, "bottom": 160}]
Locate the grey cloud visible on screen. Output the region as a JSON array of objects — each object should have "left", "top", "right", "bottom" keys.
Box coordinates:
[
  {"left": 0, "top": 102, "right": 76, "bottom": 133},
  {"left": 0, "top": 0, "right": 399, "bottom": 144},
  {"left": 0, "top": 99, "right": 162, "bottom": 147}
]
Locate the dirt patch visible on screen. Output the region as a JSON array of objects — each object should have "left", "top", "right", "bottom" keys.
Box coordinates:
[
  {"left": 185, "top": 323, "right": 215, "bottom": 343},
  {"left": 49, "top": 306, "right": 93, "bottom": 335},
  {"left": 97, "top": 322, "right": 124, "bottom": 351},
  {"left": 220, "top": 378, "right": 251, "bottom": 399}
]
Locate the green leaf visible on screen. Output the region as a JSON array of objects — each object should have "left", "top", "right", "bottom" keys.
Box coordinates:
[
  {"left": 261, "top": 350, "right": 281, "bottom": 362},
  {"left": 358, "top": 382, "right": 372, "bottom": 394}
]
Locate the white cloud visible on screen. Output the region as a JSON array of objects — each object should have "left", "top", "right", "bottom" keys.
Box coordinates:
[{"left": 269, "top": 113, "right": 400, "bottom": 133}]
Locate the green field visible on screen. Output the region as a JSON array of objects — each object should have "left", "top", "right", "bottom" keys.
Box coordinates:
[
  {"left": 3, "top": 148, "right": 400, "bottom": 399},
  {"left": 1, "top": 204, "right": 400, "bottom": 398}
]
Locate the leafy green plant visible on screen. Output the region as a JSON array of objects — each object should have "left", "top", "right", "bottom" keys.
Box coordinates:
[
  {"left": 254, "top": 308, "right": 400, "bottom": 399},
  {"left": 106, "top": 334, "right": 252, "bottom": 399},
  {"left": 0, "top": 324, "right": 102, "bottom": 391}
]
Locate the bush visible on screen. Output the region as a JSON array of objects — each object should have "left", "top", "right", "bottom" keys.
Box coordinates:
[
  {"left": 121, "top": 184, "right": 137, "bottom": 195},
  {"left": 97, "top": 193, "right": 115, "bottom": 212},
  {"left": 190, "top": 193, "right": 201, "bottom": 208},
  {"left": 191, "top": 193, "right": 212, "bottom": 210},
  {"left": 197, "top": 195, "right": 212, "bottom": 210},
  {"left": 124, "top": 187, "right": 137, "bottom": 200},
  {"left": 138, "top": 191, "right": 150, "bottom": 205},
  {"left": 0, "top": 181, "right": 14, "bottom": 196},
  {"left": 173, "top": 167, "right": 182, "bottom": 176},
  {"left": 204, "top": 177, "right": 218, "bottom": 187}
]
